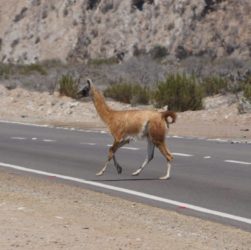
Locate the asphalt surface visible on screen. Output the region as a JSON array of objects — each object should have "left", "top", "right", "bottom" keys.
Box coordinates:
[{"left": 0, "top": 121, "right": 251, "bottom": 231}]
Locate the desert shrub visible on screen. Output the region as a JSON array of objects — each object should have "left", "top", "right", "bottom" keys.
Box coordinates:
[
  {"left": 153, "top": 74, "right": 203, "bottom": 111},
  {"left": 88, "top": 57, "right": 118, "bottom": 66},
  {"left": 0, "top": 63, "right": 13, "bottom": 78},
  {"left": 244, "top": 85, "right": 251, "bottom": 101},
  {"left": 104, "top": 75, "right": 204, "bottom": 110},
  {"left": 14, "top": 7, "right": 28, "bottom": 22},
  {"left": 32, "top": 0, "right": 41, "bottom": 6},
  {"left": 42, "top": 8, "right": 48, "bottom": 19},
  {"left": 131, "top": 84, "right": 151, "bottom": 105},
  {"left": 101, "top": 2, "right": 113, "bottom": 13},
  {"left": 132, "top": 0, "right": 153, "bottom": 11},
  {"left": 149, "top": 45, "right": 168, "bottom": 60},
  {"left": 175, "top": 45, "right": 190, "bottom": 60},
  {"left": 243, "top": 79, "right": 251, "bottom": 101},
  {"left": 132, "top": 0, "right": 144, "bottom": 11},
  {"left": 11, "top": 39, "right": 19, "bottom": 48},
  {"left": 58, "top": 74, "right": 79, "bottom": 99},
  {"left": 201, "top": 76, "right": 228, "bottom": 96},
  {"left": 18, "top": 64, "right": 47, "bottom": 75},
  {"left": 87, "top": 0, "right": 101, "bottom": 10},
  {"left": 63, "top": 8, "right": 69, "bottom": 17},
  {"left": 0, "top": 63, "right": 47, "bottom": 77},
  {"left": 41, "top": 59, "right": 64, "bottom": 68},
  {"left": 104, "top": 82, "right": 150, "bottom": 105}
]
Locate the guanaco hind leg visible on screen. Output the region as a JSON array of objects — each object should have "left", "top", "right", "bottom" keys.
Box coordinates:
[
  {"left": 132, "top": 139, "right": 155, "bottom": 176},
  {"left": 157, "top": 142, "right": 173, "bottom": 180},
  {"left": 113, "top": 155, "right": 122, "bottom": 174}
]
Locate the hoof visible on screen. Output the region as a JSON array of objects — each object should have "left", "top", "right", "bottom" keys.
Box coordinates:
[
  {"left": 96, "top": 171, "right": 104, "bottom": 176},
  {"left": 117, "top": 166, "right": 122, "bottom": 174},
  {"left": 167, "top": 156, "right": 174, "bottom": 161},
  {"left": 132, "top": 169, "right": 141, "bottom": 176},
  {"left": 159, "top": 175, "right": 171, "bottom": 180}
]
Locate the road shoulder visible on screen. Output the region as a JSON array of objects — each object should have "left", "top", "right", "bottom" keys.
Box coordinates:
[{"left": 0, "top": 169, "right": 250, "bottom": 250}]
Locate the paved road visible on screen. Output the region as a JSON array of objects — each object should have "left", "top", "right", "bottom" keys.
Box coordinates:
[{"left": 0, "top": 121, "right": 251, "bottom": 231}]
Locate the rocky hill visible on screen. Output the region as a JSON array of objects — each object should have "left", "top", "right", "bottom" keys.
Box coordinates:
[{"left": 0, "top": 0, "right": 250, "bottom": 64}]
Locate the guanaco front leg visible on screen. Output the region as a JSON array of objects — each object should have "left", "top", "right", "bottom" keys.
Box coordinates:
[{"left": 96, "top": 139, "right": 130, "bottom": 176}]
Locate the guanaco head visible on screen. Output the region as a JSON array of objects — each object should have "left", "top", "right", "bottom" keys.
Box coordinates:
[{"left": 77, "top": 79, "right": 93, "bottom": 98}]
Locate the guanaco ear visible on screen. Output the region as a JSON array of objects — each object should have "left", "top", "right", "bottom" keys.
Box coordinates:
[
  {"left": 76, "top": 79, "right": 93, "bottom": 99},
  {"left": 86, "top": 78, "right": 93, "bottom": 89}
]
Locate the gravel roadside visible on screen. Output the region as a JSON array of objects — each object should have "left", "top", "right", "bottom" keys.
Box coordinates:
[{"left": 0, "top": 170, "right": 250, "bottom": 250}]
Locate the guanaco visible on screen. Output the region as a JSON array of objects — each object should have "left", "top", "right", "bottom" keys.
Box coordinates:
[{"left": 78, "top": 79, "right": 176, "bottom": 179}]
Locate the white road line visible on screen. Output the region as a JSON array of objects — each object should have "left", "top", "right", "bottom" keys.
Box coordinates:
[
  {"left": 224, "top": 160, "right": 251, "bottom": 165},
  {"left": 42, "top": 139, "right": 56, "bottom": 142},
  {"left": 11, "top": 137, "right": 55, "bottom": 143},
  {"left": 204, "top": 156, "right": 211, "bottom": 159},
  {"left": 0, "top": 119, "right": 49, "bottom": 128},
  {"left": 77, "top": 129, "right": 93, "bottom": 133},
  {"left": 106, "top": 144, "right": 139, "bottom": 151},
  {"left": 207, "top": 138, "right": 228, "bottom": 143},
  {"left": 106, "top": 146, "right": 192, "bottom": 155},
  {"left": 11, "top": 137, "right": 26, "bottom": 140},
  {"left": 121, "top": 146, "right": 139, "bottom": 151},
  {"left": 80, "top": 142, "right": 96, "bottom": 146},
  {"left": 173, "top": 153, "right": 193, "bottom": 157},
  {"left": 198, "top": 137, "right": 207, "bottom": 140},
  {"left": 0, "top": 161, "right": 250, "bottom": 226}
]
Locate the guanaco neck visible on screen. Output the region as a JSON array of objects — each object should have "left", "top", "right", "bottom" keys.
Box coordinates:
[{"left": 90, "top": 86, "right": 113, "bottom": 125}]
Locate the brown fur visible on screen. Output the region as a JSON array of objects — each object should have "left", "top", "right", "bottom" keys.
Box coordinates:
[{"left": 83, "top": 79, "right": 176, "bottom": 179}]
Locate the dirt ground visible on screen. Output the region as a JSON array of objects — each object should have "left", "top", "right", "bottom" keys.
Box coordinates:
[
  {"left": 1, "top": 170, "right": 251, "bottom": 250},
  {"left": 0, "top": 85, "right": 251, "bottom": 249},
  {"left": 0, "top": 85, "right": 250, "bottom": 140}
]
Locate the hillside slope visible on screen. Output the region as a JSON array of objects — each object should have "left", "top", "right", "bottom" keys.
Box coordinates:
[{"left": 0, "top": 0, "right": 250, "bottom": 64}]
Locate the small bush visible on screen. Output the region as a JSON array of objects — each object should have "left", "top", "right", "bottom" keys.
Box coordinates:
[
  {"left": 131, "top": 84, "right": 151, "bottom": 105},
  {"left": 0, "top": 63, "right": 47, "bottom": 77},
  {"left": 244, "top": 85, "right": 251, "bottom": 101},
  {"left": 87, "top": 0, "right": 101, "bottom": 10},
  {"left": 41, "top": 59, "right": 64, "bottom": 68},
  {"left": 0, "top": 63, "right": 13, "bottom": 78},
  {"left": 88, "top": 57, "right": 118, "bottom": 66},
  {"left": 18, "top": 64, "right": 47, "bottom": 75},
  {"left": 132, "top": 0, "right": 144, "bottom": 11},
  {"left": 63, "top": 8, "right": 69, "bottom": 17},
  {"left": 153, "top": 74, "right": 203, "bottom": 111},
  {"left": 42, "top": 9, "right": 48, "bottom": 19},
  {"left": 201, "top": 76, "right": 228, "bottom": 96},
  {"left": 101, "top": 3, "right": 113, "bottom": 13},
  {"left": 11, "top": 39, "right": 19, "bottom": 48},
  {"left": 58, "top": 74, "right": 79, "bottom": 99},
  {"left": 149, "top": 45, "right": 168, "bottom": 60},
  {"left": 14, "top": 7, "right": 28, "bottom": 22},
  {"left": 104, "top": 82, "right": 150, "bottom": 105},
  {"left": 243, "top": 81, "right": 251, "bottom": 102}
]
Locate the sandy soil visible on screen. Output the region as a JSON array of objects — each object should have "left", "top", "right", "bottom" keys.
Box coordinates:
[
  {"left": 0, "top": 85, "right": 251, "bottom": 249},
  {"left": 1, "top": 170, "right": 251, "bottom": 250}
]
